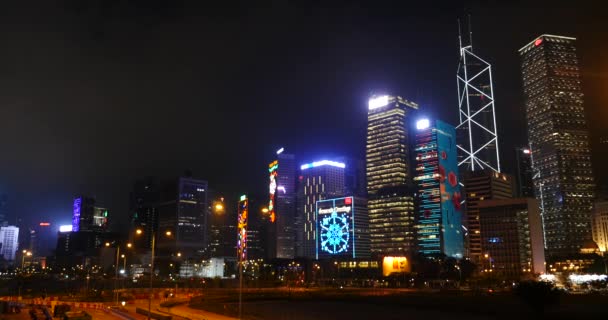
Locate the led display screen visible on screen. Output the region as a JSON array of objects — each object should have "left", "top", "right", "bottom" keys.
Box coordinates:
[{"left": 316, "top": 197, "right": 355, "bottom": 259}]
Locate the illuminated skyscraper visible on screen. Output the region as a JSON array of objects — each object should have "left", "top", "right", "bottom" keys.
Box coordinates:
[
  {"left": 268, "top": 149, "right": 297, "bottom": 259},
  {"left": 366, "top": 95, "right": 418, "bottom": 257},
  {"left": 0, "top": 226, "right": 19, "bottom": 261},
  {"left": 413, "top": 119, "right": 464, "bottom": 258},
  {"left": 456, "top": 21, "right": 501, "bottom": 173},
  {"left": 296, "top": 160, "right": 346, "bottom": 258},
  {"left": 519, "top": 35, "right": 595, "bottom": 257}
]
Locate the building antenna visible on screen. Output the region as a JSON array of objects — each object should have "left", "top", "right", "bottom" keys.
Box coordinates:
[
  {"left": 457, "top": 18, "right": 463, "bottom": 55},
  {"left": 468, "top": 14, "right": 473, "bottom": 51}
]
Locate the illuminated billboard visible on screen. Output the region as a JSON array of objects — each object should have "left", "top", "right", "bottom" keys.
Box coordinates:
[
  {"left": 72, "top": 197, "right": 82, "bottom": 232},
  {"left": 382, "top": 256, "right": 410, "bottom": 276},
  {"left": 268, "top": 160, "right": 278, "bottom": 223},
  {"left": 316, "top": 197, "right": 356, "bottom": 259},
  {"left": 237, "top": 195, "right": 248, "bottom": 261}
]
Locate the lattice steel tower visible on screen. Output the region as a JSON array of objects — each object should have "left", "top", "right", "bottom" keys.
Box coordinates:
[{"left": 456, "top": 19, "right": 500, "bottom": 173}]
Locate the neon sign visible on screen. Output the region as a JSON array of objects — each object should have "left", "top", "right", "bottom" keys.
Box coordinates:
[
  {"left": 237, "top": 195, "right": 248, "bottom": 261},
  {"left": 72, "top": 197, "right": 82, "bottom": 232},
  {"left": 300, "top": 160, "right": 345, "bottom": 170},
  {"left": 268, "top": 160, "right": 278, "bottom": 223}
]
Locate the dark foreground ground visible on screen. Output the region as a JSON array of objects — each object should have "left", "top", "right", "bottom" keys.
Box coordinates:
[{"left": 190, "top": 288, "right": 608, "bottom": 320}]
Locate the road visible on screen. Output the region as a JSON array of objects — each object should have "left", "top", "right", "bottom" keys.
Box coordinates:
[{"left": 128, "top": 299, "right": 236, "bottom": 320}]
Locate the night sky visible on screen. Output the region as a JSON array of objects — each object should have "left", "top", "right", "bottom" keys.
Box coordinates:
[{"left": 0, "top": 1, "right": 606, "bottom": 232}]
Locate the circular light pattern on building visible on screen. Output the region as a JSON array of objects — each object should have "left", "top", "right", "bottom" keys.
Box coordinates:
[{"left": 320, "top": 211, "right": 350, "bottom": 254}]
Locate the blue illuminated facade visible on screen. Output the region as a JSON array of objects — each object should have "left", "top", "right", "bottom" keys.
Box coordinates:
[
  {"left": 413, "top": 119, "right": 463, "bottom": 258},
  {"left": 72, "top": 197, "right": 82, "bottom": 232}
]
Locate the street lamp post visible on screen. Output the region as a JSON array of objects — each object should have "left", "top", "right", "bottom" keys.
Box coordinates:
[
  {"left": 136, "top": 229, "right": 171, "bottom": 320},
  {"left": 148, "top": 232, "right": 155, "bottom": 320},
  {"left": 115, "top": 246, "right": 120, "bottom": 305},
  {"left": 21, "top": 250, "right": 32, "bottom": 270}
]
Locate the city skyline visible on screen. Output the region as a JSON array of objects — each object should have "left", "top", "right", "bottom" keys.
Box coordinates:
[{"left": 0, "top": 2, "right": 606, "bottom": 235}]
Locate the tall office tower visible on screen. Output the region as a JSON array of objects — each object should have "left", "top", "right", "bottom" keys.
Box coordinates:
[
  {"left": 519, "top": 35, "right": 595, "bottom": 257},
  {"left": 130, "top": 177, "right": 160, "bottom": 250},
  {"left": 413, "top": 119, "right": 464, "bottom": 258},
  {"left": 269, "top": 149, "right": 297, "bottom": 259},
  {"left": 456, "top": 22, "right": 500, "bottom": 173},
  {"left": 0, "top": 194, "right": 7, "bottom": 227},
  {"left": 366, "top": 95, "right": 418, "bottom": 257},
  {"left": 157, "top": 176, "right": 209, "bottom": 258},
  {"left": 592, "top": 200, "right": 608, "bottom": 254},
  {"left": 463, "top": 170, "right": 513, "bottom": 261},
  {"left": 0, "top": 226, "right": 19, "bottom": 261},
  {"left": 515, "top": 147, "right": 534, "bottom": 197},
  {"left": 478, "top": 198, "right": 545, "bottom": 278},
  {"left": 28, "top": 222, "right": 54, "bottom": 258},
  {"left": 295, "top": 160, "right": 346, "bottom": 258}
]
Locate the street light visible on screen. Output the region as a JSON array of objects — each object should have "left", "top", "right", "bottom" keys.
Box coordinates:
[
  {"left": 136, "top": 229, "right": 172, "bottom": 320},
  {"left": 107, "top": 243, "right": 133, "bottom": 306},
  {"left": 21, "top": 251, "right": 32, "bottom": 270}
]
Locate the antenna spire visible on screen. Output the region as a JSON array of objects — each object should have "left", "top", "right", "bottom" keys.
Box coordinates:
[
  {"left": 468, "top": 14, "right": 473, "bottom": 51},
  {"left": 457, "top": 19, "right": 463, "bottom": 55}
]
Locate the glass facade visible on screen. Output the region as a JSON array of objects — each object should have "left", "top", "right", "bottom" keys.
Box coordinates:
[
  {"left": 413, "top": 120, "right": 464, "bottom": 258},
  {"left": 519, "top": 35, "right": 595, "bottom": 257},
  {"left": 366, "top": 95, "right": 418, "bottom": 256}
]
